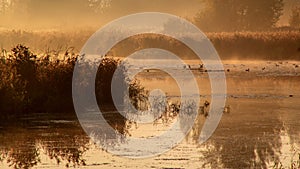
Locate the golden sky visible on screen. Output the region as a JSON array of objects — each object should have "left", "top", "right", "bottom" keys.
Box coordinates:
[{"left": 0, "top": 0, "right": 299, "bottom": 30}]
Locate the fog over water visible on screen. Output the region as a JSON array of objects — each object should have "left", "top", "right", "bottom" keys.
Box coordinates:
[{"left": 0, "top": 1, "right": 300, "bottom": 168}]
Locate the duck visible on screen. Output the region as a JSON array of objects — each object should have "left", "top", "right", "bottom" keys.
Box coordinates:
[
  {"left": 199, "top": 101, "right": 210, "bottom": 117},
  {"left": 223, "top": 105, "right": 231, "bottom": 114}
]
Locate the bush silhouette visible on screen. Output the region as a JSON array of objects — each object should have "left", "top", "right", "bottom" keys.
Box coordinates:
[{"left": 0, "top": 45, "right": 147, "bottom": 117}]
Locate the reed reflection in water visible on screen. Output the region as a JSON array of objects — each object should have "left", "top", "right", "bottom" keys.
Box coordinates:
[{"left": 1, "top": 61, "right": 300, "bottom": 168}]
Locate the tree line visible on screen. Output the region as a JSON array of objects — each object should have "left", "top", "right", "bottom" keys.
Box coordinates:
[
  {"left": 194, "top": 0, "right": 299, "bottom": 31},
  {"left": 0, "top": 0, "right": 300, "bottom": 31}
]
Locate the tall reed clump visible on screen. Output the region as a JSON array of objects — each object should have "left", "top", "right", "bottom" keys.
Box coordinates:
[
  {"left": 0, "top": 45, "right": 147, "bottom": 117},
  {"left": 1, "top": 30, "right": 300, "bottom": 61},
  {"left": 0, "top": 45, "right": 76, "bottom": 115},
  {"left": 207, "top": 31, "right": 300, "bottom": 60}
]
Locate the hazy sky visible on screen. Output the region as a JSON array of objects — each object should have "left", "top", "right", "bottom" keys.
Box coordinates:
[
  {"left": 0, "top": 0, "right": 299, "bottom": 30},
  {"left": 0, "top": 0, "right": 203, "bottom": 30}
]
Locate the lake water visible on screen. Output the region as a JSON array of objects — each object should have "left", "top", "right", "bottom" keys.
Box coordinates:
[{"left": 1, "top": 61, "right": 300, "bottom": 169}]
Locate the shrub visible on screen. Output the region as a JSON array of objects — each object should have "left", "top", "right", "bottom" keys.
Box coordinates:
[{"left": 0, "top": 45, "right": 147, "bottom": 117}]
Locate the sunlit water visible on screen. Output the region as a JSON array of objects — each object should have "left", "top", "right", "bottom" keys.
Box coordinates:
[{"left": 1, "top": 61, "right": 300, "bottom": 169}]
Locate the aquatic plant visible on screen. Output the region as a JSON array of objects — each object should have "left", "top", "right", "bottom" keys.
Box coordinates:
[
  {"left": 1, "top": 30, "right": 300, "bottom": 61},
  {"left": 0, "top": 45, "right": 147, "bottom": 117}
]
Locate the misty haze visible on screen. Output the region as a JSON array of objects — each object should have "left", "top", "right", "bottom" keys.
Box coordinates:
[{"left": 0, "top": 0, "right": 300, "bottom": 169}]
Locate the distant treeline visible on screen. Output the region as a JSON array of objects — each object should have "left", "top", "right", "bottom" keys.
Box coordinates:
[{"left": 1, "top": 30, "right": 300, "bottom": 60}]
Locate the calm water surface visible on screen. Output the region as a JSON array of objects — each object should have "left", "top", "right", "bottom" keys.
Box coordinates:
[{"left": 1, "top": 61, "right": 300, "bottom": 169}]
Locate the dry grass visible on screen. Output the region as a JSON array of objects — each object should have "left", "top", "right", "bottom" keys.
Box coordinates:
[
  {"left": 207, "top": 31, "right": 300, "bottom": 60},
  {"left": 1, "top": 30, "right": 299, "bottom": 60}
]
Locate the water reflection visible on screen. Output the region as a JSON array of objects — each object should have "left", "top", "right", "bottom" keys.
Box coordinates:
[
  {"left": 1, "top": 62, "right": 300, "bottom": 168},
  {"left": 212, "top": 109, "right": 283, "bottom": 168},
  {"left": 0, "top": 115, "right": 89, "bottom": 168},
  {"left": 134, "top": 67, "right": 300, "bottom": 168},
  {"left": 0, "top": 102, "right": 299, "bottom": 168}
]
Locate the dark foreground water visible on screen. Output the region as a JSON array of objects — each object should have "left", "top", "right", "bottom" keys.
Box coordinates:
[{"left": 1, "top": 61, "right": 300, "bottom": 169}]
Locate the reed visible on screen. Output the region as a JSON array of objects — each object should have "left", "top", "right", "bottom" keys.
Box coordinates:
[
  {"left": 1, "top": 30, "right": 299, "bottom": 60},
  {"left": 0, "top": 45, "right": 147, "bottom": 117}
]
